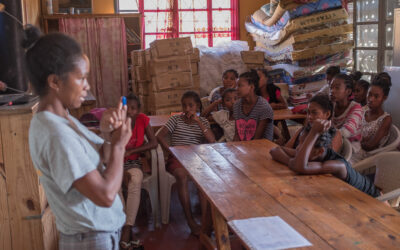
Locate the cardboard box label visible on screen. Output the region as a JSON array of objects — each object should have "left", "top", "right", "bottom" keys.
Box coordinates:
[
  {"left": 152, "top": 72, "right": 193, "bottom": 91},
  {"left": 241, "top": 51, "right": 265, "bottom": 64},
  {"left": 149, "top": 55, "right": 191, "bottom": 76},
  {"left": 149, "top": 89, "right": 189, "bottom": 109}
]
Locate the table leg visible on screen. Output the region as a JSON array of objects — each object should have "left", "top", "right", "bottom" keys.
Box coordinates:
[
  {"left": 211, "top": 205, "right": 231, "bottom": 250},
  {"left": 279, "top": 120, "right": 291, "bottom": 142},
  {"left": 199, "top": 192, "right": 215, "bottom": 250}
]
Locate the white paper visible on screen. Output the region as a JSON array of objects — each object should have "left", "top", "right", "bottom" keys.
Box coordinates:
[{"left": 228, "top": 216, "right": 312, "bottom": 250}]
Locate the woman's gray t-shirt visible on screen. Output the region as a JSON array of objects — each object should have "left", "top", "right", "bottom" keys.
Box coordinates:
[{"left": 29, "top": 111, "right": 125, "bottom": 235}]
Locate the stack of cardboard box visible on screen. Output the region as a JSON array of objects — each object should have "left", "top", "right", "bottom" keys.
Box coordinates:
[
  {"left": 130, "top": 37, "right": 200, "bottom": 115},
  {"left": 131, "top": 49, "right": 151, "bottom": 112},
  {"left": 240, "top": 51, "right": 265, "bottom": 71}
]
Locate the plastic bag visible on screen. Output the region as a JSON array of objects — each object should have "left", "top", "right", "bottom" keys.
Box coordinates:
[{"left": 197, "top": 41, "right": 249, "bottom": 97}]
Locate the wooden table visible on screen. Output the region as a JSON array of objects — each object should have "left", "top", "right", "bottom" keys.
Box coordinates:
[
  {"left": 274, "top": 108, "right": 306, "bottom": 121},
  {"left": 149, "top": 109, "right": 306, "bottom": 135},
  {"left": 274, "top": 109, "right": 306, "bottom": 141},
  {"left": 170, "top": 140, "right": 400, "bottom": 250},
  {"left": 149, "top": 115, "right": 170, "bottom": 132}
]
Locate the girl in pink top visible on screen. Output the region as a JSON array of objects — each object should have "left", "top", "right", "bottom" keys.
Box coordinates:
[{"left": 256, "top": 68, "right": 287, "bottom": 110}]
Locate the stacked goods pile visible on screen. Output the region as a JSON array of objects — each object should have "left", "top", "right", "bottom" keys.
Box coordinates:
[
  {"left": 245, "top": 0, "right": 353, "bottom": 107},
  {"left": 240, "top": 51, "right": 265, "bottom": 70},
  {"left": 131, "top": 49, "right": 151, "bottom": 113},
  {"left": 130, "top": 37, "right": 200, "bottom": 115}
]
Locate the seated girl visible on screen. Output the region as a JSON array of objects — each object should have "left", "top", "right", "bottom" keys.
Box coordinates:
[
  {"left": 330, "top": 74, "right": 363, "bottom": 145},
  {"left": 157, "top": 91, "right": 215, "bottom": 235},
  {"left": 350, "top": 76, "right": 393, "bottom": 164},
  {"left": 208, "top": 88, "right": 238, "bottom": 142},
  {"left": 233, "top": 70, "right": 274, "bottom": 141},
  {"left": 270, "top": 120, "right": 381, "bottom": 198},
  {"left": 256, "top": 68, "right": 288, "bottom": 110},
  {"left": 316, "top": 65, "right": 341, "bottom": 96},
  {"left": 120, "top": 94, "right": 158, "bottom": 249},
  {"left": 286, "top": 94, "right": 342, "bottom": 152},
  {"left": 353, "top": 79, "right": 370, "bottom": 107},
  {"left": 208, "top": 69, "right": 238, "bottom": 111}
]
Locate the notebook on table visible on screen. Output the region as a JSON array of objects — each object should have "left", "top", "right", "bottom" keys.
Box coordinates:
[{"left": 228, "top": 216, "right": 312, "bottom": 250}]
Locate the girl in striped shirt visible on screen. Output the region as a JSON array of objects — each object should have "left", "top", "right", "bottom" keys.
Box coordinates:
[
  {"left": 330, "top": 74, "right": 363, "bottom": 147},
  {"left": 157, "top": 91, "right": 215, "bottom": 235}
]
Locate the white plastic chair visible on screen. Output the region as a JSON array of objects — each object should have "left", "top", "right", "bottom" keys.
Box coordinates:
[
  {"left": 155, "top": 128, "right": 177, "bottom": 224},
  {"left": 340, "top": 137, "right": 352, "bottom": 162},
  {"left": 353, "top": 151, "right": 400, "bottom": 207},
  {"left": 353, "top": 124, "right": 400, "bottom": 174},
  {"left": 140, "top": 136, "right": 161, "bottom": 228},
  {"left": 367, "top": 124, "right": 400, "bottom": 155}
]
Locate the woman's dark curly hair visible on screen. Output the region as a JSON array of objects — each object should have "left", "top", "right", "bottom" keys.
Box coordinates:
[
  {"left": 23, "top": 25, "right": 84, "bottom": 97},
  {"left": 181, "top": 91, "right": 202, "bottom": 112},
  {"left": 371, "top": 73, "right": 392, "bottom": 96},
  {"left": 239, "top": 70, "right": 260, "bottom": 94}
]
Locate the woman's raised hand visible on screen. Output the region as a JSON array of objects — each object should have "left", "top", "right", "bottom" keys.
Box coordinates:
[{"left": 100, "top": 98, "right": 127, "bottom": 133}]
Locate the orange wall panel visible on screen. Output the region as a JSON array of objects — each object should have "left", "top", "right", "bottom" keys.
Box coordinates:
[{"left": 92, "top": 0, "right": 114, "bottom": 13}]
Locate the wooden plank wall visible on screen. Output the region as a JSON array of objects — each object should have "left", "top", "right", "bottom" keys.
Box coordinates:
[
  {"left": 1, "top": 112, "right": 44, "bottom": 250},
  {"left": 0, "top": 124, "right": 11, "bottom": 250}
]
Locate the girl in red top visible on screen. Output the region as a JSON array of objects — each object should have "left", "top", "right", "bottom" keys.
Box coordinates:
[
  {"left": 120, "top": 93, "right": 158, "bottom": 249},
  {"left": 256, "top": 68, "right": 288, "bottom": 110}
]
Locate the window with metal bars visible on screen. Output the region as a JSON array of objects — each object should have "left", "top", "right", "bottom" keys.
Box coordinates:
[
  {"left": 353, "top": 0, "right": 400, "bottom": 79},
  {"left": 115, "top": 0, "right": 239, "bottom": 48}
]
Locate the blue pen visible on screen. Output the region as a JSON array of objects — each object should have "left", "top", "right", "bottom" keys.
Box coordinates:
[{"left": 122, "top": 96, "right": 127, "bottom": 106}]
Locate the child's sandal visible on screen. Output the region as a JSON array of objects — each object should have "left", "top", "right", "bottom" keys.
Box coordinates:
[
  {"left": 120, "top": 240, "right": 131, "bottom": 249},
  {"left": 130, "top": 239, "right": 144, "bottom": 250}
]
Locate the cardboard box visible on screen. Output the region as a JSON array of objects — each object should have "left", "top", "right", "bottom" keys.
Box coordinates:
[
  {"left": 190, "top": 48, "right": 200, "bottom": 62},
  {"left": 151, "top": 71, "right": 193, "bottom": 92},
  {"left": 138, "top": 95, "right": 149, "bottom": 113},
  {"left": 131, "top": 50, "right": 146, "bottom": 66},
  {"left": 133, "top": 65, "right": 150, "bottom": 81},
  {"left": 149, "top": 89, "right": 189, "bottom": 109},
  {"left": 149, "top": 55, "right": 191, "bottom": 76},
  {"left": 136, "top": 81, "right": 150, "bottom": 96},
  {"left": 150, "top": 37, "right": 193, "bottom": 59},
  {"left": 246, "top": 63, "right": 264, "bottom": 71},
  {"left": 192, "top": 74, "right": 200, "bottom": 91},
  {"left": 191, "top": 62, "right": 199, "bottom": 75},
  {"left": 241, "top": 51, "right": 265, "bottom": 64}
]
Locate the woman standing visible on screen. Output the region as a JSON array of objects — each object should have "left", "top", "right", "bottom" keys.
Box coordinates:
[{"left": 26, "top": 26, "right": 131, "bottom": 250}]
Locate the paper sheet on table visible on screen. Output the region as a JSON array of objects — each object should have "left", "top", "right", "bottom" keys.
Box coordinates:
[{"left": 228, "top": 216, "right": 312, "bottom": 250}]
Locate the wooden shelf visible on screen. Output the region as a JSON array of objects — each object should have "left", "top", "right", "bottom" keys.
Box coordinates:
[{"left": 43, "top": 13, "right": 141, "bottom": 20}]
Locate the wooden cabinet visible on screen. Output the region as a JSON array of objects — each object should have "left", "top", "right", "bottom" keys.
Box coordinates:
[{"left": 0, "top": 102, "right": 58, "bottom": 250}]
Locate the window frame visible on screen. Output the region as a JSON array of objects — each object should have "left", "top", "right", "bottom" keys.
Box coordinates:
[
  {"left": 114, "top": 0, "right": 139, "bottom": 13},
  {"left": 353, "top": 0, "right": 395, "bottom": 76},
  {"left": 136, "top": 0, "right": 239, "bottom": 48}
]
